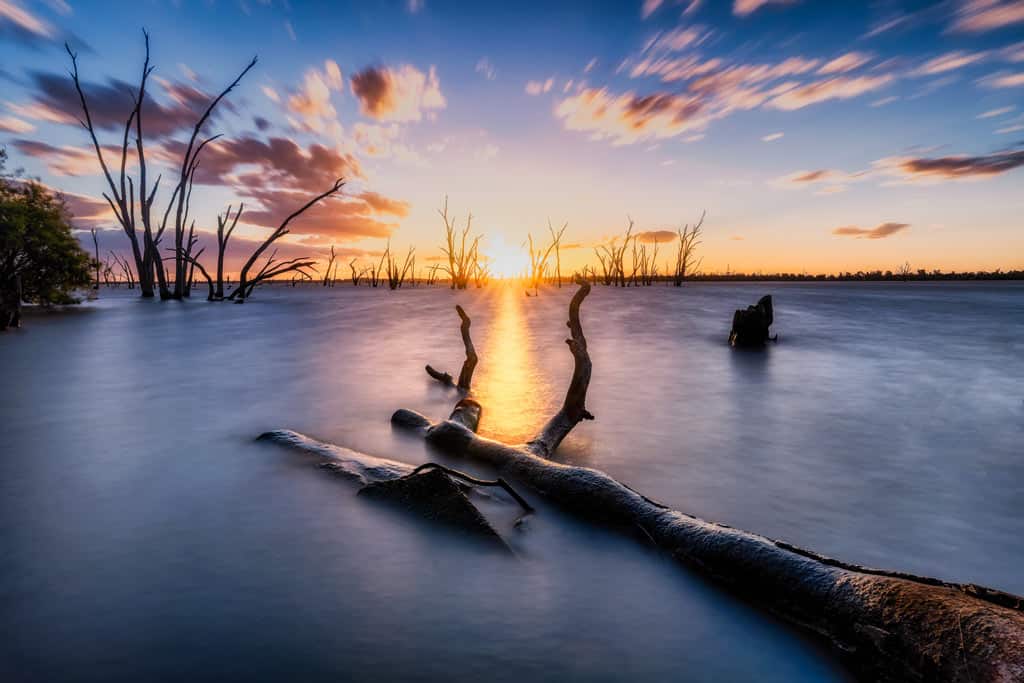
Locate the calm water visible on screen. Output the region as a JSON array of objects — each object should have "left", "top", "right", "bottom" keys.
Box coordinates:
[{"left": 2, "top": 282, "right": 1022, "bottom": 681}]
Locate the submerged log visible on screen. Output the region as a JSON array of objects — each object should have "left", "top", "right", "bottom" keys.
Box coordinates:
[
  {"left": 265, "top": 281, "right": 1024, "bottom": 681},
  {"left": 730, "top": 294, "right": 776, "bottom": 348}
]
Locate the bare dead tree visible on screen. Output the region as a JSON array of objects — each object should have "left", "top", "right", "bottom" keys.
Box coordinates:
[
  {"left": 215, "top": 204, "right": 242, "bottom": 299},
  {"left": 348, "top": 258, "right": 364, "bottom": 286},
  {"left": 596, "top": 220, "right": 634, "bottom": 287},
  {"left": 525, "top": 232, "right": 556, "bottom": 296},
  {"left": 673, "top": 212, "right": 705, "bottom": 286},
  {"left": 425, "top": 305, "right": 478, "bottom": 391},
  {"left": 232, "top": 178, "right": 343, "bottom": 302},
  {"left": 897, "top": 261, "right": 912, "bottom": 283},
  {"left": 110, "top": 250, "right": 135, "bottom": 288},
  {"left": 384, "top": 241, "right": 416, "bottom": 290},
  {"left": 67, "top": 31, "right": 255, "bottom": 300},
  {"left": 593, "top": 248, "right": 612, "bottom": 285},
  {"left": 265, "top": 280, "right": 1024, "bottom": 683},
  {"left": 438, "top": 197, "right": 482, "bottom": 290},
  {"left": 548, "top": 220, "right": 567, "bottom": 287},
  {"left": 426, "top": 263, "right": 442, "bottom": 286},
  {"left": 322, "top": 245, "right": 337, "bottom": 287}
]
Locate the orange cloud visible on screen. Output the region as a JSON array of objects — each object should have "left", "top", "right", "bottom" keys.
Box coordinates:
[
  {"left": 350, "top": 64, "right": 446, "bottom": 122},
  {"left": 555, "top": 87, "right": 708, "bottom": 145},
  {"left": 767, "top": 74, "right": 894, "bottom": 110},
  {"left": 950, "top": 0, "right": 1024, "bottom": 33},
  {"left": 832, "top": 222, "right": 910, "bottom": 239}
]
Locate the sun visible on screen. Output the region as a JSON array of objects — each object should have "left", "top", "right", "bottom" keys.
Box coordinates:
[{"left": 482, "top": 232, "right": 529, "bottom": 279}]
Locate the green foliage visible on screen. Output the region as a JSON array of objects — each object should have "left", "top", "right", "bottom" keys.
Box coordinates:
[{"left": 1, "top": 148, "right": 92, "bottom": 308}]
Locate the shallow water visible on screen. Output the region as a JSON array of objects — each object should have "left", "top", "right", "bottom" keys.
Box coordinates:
[{"left": 2, "top": 282, "right": 1021, "bottom": 681}]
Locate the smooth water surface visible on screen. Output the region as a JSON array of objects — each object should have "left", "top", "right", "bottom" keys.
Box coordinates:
[{"left": 3, "top": 281, "right": 1022, "bottom": 681}]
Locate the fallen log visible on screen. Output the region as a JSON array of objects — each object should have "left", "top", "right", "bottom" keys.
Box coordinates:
[{"left": 266, "top": 281, "right": 1024, "bottom": 682}]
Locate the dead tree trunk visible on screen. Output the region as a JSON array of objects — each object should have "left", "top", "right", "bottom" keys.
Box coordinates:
[
  {"left": 424, "top": 304, "right": 478, "bottom": 391},
  {"left": 263, "top": 278, "right": 1024, "bottom": 682}
]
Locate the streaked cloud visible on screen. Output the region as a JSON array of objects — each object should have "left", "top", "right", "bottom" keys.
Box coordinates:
[
  {"left": 978, "top": 105, "right": 1015, "bottom": 118},
  {"left": 525, "top": 78, "right": 554, "bottom": 95},
  {"left": 979, "top": 71, "right": 1024, "bottom": 87},
  {"left": 733, "top": 0, "right": 797, "bottom": 18},
  {"left": 0, "top": 0, "right": 54, "bottom": 40},
  {"left": 767, "top": 74, "right": 893, "bottom": 110},
  {"left": 0, "top": 114, "right": 34, "bottom": 133},
  {"left": 818, "top": 52, "right": 872, "bottom": 75},
  {"left": 875, "top": 145, "right": 1024, "bottom": 181},
  {"left": 950, "top": 0, "right": 1024, "bottom": 33},
  {"left": 554, "top": 87, "right": 708, "bottom": 145},
  {"left": 832, "top": 222, "right": 910, "bottom": 239},
  {"left": 762, "top": 131, "right": 783, "bottom": 141},
  {"left": 912, "top": 51, "right": 988, "bottom": 76}
]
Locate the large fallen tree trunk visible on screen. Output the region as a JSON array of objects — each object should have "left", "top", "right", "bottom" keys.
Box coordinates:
[{"left": 263, "top": 280, "right": 1024, "bottom": 682}]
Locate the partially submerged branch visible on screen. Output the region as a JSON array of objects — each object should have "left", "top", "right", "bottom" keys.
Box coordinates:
[
  {"left": 425, "top": 305, "right": 478, "bottom": 391},
  {"left": 528, "top": 278, "right": 594, "bottom": 457}
]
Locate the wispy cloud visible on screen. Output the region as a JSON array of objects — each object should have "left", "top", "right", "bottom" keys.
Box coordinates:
[
  {"left": 950, "top": 0, "right": 1024, "bottom": 33},
  {"left": 875, "top": 145, "right": 1024, "bottom": 182},
  {"left": 554, "top": 88, "right": 707, "bottom": 145},
  {"left": 979, "top": 71, "right": 1024, "bottom": 88},
  {"left": 762, "top": 131, "right": 783, "bottom": 141},
  {"left": 0, "top": 114, "right": 33, "bottom": 133},
  {"left": 525, "top": 77, "right": 554, "bottom": 95},
  {"left": 911, "top": 50, "right": 988, "bottom": 76},
  {"left": 475, "top": 57, "right": 496, "bottom": 81},
  {"left": 978, "top": 105, "right": 1015, "bottom": 118},
  {"left": 818, "top": 52, "right": 872, "bottom": 75},
  {"left": 767, "top": 74, "right": 893, "bottom": 110},
  {"left": 733, "top": 0, "right": 797, "bottom": 18},
  {"left": 832, "top": 222, "right": 910, "bottom": 239},
  {"left": 0, "top": 0, "right": 54, "bottom": 41}
]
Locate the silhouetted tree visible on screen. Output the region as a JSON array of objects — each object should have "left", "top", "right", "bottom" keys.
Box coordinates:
[{"left": 673, "top": 212, "right": 705, "bottom": 286}]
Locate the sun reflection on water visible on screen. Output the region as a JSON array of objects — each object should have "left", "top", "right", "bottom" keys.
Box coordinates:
[{"left": 473, "top": 284, "right": 545, "bottom": 444}]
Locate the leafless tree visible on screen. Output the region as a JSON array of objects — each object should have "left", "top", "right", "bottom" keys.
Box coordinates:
[
  {"left": 231, "top": 178, "right": 344, "bottom": 302},
  {"left": 384, "top": 241, "right": 416, "bottom": 290},
  {"left": 673, "top": 212, "right": 705, "bottom": 286},
  {"left": 897, "top": 261, "right": 912, "bottom": 282},
  {"left": 548, "top": 220, "right": 567, "bottom": 287},
  {"left": 215, "top": 204, "right": 242, "bottom": 299},
  {"left": 596, "top": 219, "right": 634, "bottom": 286},
  {"left": 66, "top": 31, "right": 256, "bottom": 300},
  {"left": 348, "top": 258, "right": 365, "bottom": 286},
  {"left": 110, "top": 250, "right": 135, "bottom": 288},
  {"left": 438, "top": 197, "right": 482, "bottom": 290},
  {"left": 525, "top": 231, "right": 556, "bottom": 295},
  {"left": 323, "top": 245, "right": 337, "bottom": 287}
]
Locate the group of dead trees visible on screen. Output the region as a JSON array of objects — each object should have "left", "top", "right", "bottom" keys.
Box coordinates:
[
  {"left": 588, "top": 213, "right": 704, "bottom": 287},
  {"left": 68, "top": 31, "right": 341, "bottom": 303},
  {"left": 437, "top": 197, "right": 491, "bottom": 290}
]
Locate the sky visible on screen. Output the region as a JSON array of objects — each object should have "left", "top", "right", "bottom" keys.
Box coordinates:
[{"left": 1, "top": 0, "right": 1022, "bottom": 277}]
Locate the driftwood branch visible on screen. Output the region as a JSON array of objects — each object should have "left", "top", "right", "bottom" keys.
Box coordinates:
[
  {"left": 528, "top": 278, "right": 594, "bottom": 457},
  {"left": 425, "top": 305, "right": 478, "bottom": 391},
  {"left": 263, "top": 277, "right": 1024, "bottom": 681}
]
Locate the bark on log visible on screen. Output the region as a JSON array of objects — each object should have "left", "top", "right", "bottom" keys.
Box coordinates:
[
  {"left": 730, "top": 294, "right": 777, "bottom": 348},
  {"left": 262, "top": 281, "right": 1024, "bottom": 681}
]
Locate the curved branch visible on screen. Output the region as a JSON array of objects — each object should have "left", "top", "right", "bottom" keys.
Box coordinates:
[
  {"left": 528, "top": 278, "right": 594, "bottom": 457},
  {"left": 425, "top": 304, "right": 478, "bottom": 391}
]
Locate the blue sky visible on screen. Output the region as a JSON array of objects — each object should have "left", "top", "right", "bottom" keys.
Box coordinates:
[{"left": 1, "top": 0, "right": 1022, "bottom": 275}]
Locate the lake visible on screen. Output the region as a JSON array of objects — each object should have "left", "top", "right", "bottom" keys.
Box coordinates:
[{"left": 2, "top": 281, "right": 1021, "bottom": 681}]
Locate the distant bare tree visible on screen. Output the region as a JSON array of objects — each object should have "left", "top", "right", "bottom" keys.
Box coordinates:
[
  {"left": 384, "top": 240, "right": 416, "bottom": 290},
  {"left": 596, "top": 219, "right": 634, "bottom": 287},
  {"left": 348, "top": 258, "right": 364, "bottom": 286},
  {"left": 897, "top": 261, "right": 912, "bottom": 282},
  {"left": 525, "top": 231, "right": 556, "bottom": 295},
  {"left": 323, "top": 245, "right": 337, "bottom": 287},
  {"left": 215, "top": 204, "right": 242, "bottom": 299},
  {"left": 548, "top": 220, "right": 567, "bottom": 287},
  {"left": 438, "top": 197, "right": 482, "bottom": 290},
  {"left": 673, "top": 212, "right": 705, "bottom": 286}
]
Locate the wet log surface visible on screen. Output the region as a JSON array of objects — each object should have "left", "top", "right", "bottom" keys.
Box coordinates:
[{"left": 261, "top": 281, "right": 1024, "bottom": 682}]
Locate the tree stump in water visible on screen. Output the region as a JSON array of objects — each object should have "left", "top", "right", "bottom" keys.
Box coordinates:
[
  {"left": 358, "top": 466, "right": 510, "bottom": 552},
  {"left": 730, "top": 294, "right": 776, "bottom": 348}
]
